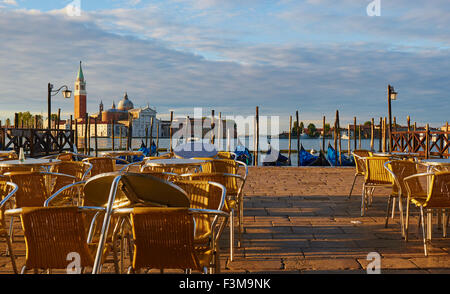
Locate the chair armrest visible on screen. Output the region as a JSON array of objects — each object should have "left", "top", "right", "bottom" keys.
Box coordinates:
[
  {"left": 403, "top": 172, "right": 433, "bottom": 199},
  {"left": 4, "top": 208, "right": 24, "bottom": 217},
  {"left": 44, "top": 181, "right": 86, "bottom": 207},
  {"left": 120, "top": 161, "right": 144, "bottom": 172},
  {"left": 236, "top": 160, "right": 248, "bottom": 180},
  {"left": 0, "top": 182, "right": 18, "bottom": 208}
]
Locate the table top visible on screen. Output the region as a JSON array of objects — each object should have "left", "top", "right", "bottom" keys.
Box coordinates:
[
  {"left": 100, "top": 150, "right": 144, "bottom": 157},
  {"left": 373, "top": 152, "right": 420, "bottom": 158},
  {"left": 420, "top": 158, "right": 450, "bottom": 166},
  {"left": 145, "top": 158, "right": 207, "bottom": 167},
  {"left": 0, "top": 158, "right": 61, "bottom": 167},
  {"left": 174, "top": 142, "right": 218, "bottom": 159}
]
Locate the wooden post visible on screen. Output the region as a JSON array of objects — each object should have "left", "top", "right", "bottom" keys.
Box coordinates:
[
  {"left": 87, "top": 117, "right": 91, "bottom": 156},
  {"left": 112, "top": 120, "right": 115, "bottom": 151},
  {"left": 127, "top": 114, "right": 133, "bottom": 151},
  {"left": 211, "top": 110, "right": 215, "bottom": 145},
  {"left": 322, "top": 116, "right": 326, "bottom": 152},
  {"left": 150, "top": 117, "right": 154, "bottom": 147},
  {"left": 57, "top": 109, "right": 61, "bottom": 130},
  {"left": 382, "top": 117, "right": 387, "bottom": 153},
  {"left": 348, "top": 124, "right": 351, "bottom": 156},
  {"left": 358, "top": 124, "right": 362, "bottom": 149},
  {"left": 14, "top": 113, "right": 18, "bottom": 129},
  {"left": 378, "top": 117, "right": 382, "bottom": 152},
  {"left": 94, "top": 117, "right": 98, "bottom": 157},
  {"left": 446, "top": 122, "right": 449, "bottom": 159},
  {"left": 288, "top": 115, "right": 292, "bottom": 163},
  {"left": 255, "top": 106, "right": 260, "bottom": 166},
  {"left": 119, "top": 127, "right": 122, "bottom": 150},
  {"left": 406, "top": 116, "right": 411, "bottom": 152},
  {"left": 75, "top": 119, "right": 78, "bottom": 150},
  {"left": 145, "top": 126, "right": 148, "bottom": 148},
  {"left": 337, "top": 111, "right": 342, "bottom": 166},
  {"left": 370, "top": 118, "right": 374, "bottom": 151},
  {"left": 84, "top": 113, "right": 88, "bottom": 155},
  {"left": 413, "top": 122, "right": 417, "bottom": 152},
  {"left": 169, "top": 111, "right": 173, "bottom": 153},
  {"left": 156, "top": 122, "right": 160, "bottom": 155},
  {"left": 296, "top": 110, "right": 300, "bottom": 167},
  {"left": 218, "top": 112, "right": 222, "bottom": 150},
  {"left": 353, "top": 117, "right": 357, "bottom": 150},
  {"left": 425, "top": 124, "right": 430, "bottom": 159}
]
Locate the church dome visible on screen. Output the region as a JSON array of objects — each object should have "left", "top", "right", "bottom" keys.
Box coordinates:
[{"left": 117, "top": 92, "right": 134, "bottom": 111}]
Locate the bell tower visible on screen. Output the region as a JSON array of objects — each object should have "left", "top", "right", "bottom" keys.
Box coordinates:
[{"left": 74, "top": 61, "right": 87, "bottom": 120}]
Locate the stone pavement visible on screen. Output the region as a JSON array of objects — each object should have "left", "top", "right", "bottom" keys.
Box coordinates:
[{"left": 1, "top": 166, "right": 450, "bottom": 274}]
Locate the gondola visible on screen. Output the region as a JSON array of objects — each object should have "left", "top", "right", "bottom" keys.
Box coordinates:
[
  {"left": 234, "top": 144, "right": 253, "bottom": 166},
  {"left": 299, "top": 144, "right": 319, "bottom": 166},
  {"left": 262, "top": 144, "right": 290, "bottom": 166},
  {"left": 326, "top": 143, "right": 355, "bottom": 167}
]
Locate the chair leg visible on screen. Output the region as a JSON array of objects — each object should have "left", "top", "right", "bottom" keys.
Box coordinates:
[
  {"left": 229, "top": 209, "right": 234, "bottom": 262},
  {"left": 405, "top": 199, "right": 411, "bottom": 242},
  {"left": 4, "top": 235, "right": 17, "bottom": 274},
  {"left": 385, "top": 195, "right": 392, "bottom": 228},
  {"left": 420, "top": 207, "right": 428, "bottom": 256},
  {"left": 348, "top": 174, "right": 358, "bottom": 200},
  {"left": 444, "top": 209, "right": 448, "bottom": 238},
  {"left": 361, "top": 185, "right": 366, "bottom": 217},
  {"left": 398, "top": 197, "right": 405, "bottom": 239}
]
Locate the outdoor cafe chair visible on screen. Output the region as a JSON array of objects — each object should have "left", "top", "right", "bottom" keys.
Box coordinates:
[
  {"left": 361, "top": 156, "right": 393, "bottom": 217},
  {"left": 0, "top": 176, "right": 18, "bottom": 273},
  {"left": 349, "top": 150, "right": 372, "bottom": 199},
  {"left": 59, "top": 172, "right": 191, "bottom": 274},
  {"left": 216, "top": 151, "right": 237, "bottom": 160},
  {"left": 112, "top": 207, "right": 228, "bottom": 274},
  {"left": 178, "top": 171, "right": 246, "bottom": 261},
  {"left": 4, "top": 171, "right": 78, "bottom": 240},
  {"left": 82, "top": 157, "right": 129, "bottom": 178},
  {"left": 173, "top": 180, "right": 227, "bottom": 265},
  {"left": 384, "top": 160, "right": 423, "bottom": 238},
  {"left": 404, "top": 171, "right": 450, "bottom": 256},
  {"left": 5, "top": 206, "right": 106, "bottom": 274}
]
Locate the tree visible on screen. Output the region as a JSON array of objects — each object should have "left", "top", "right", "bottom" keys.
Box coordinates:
[
  {"left": 323, "top": 123, "right": 331, "bottom": 137},
  {"left": 307, "top": 123, "right": 320, "bottom": 138},
  {"left": 292, "top": 121, "right": 304, "bottom": 136},
  {"left": 364, "top": 121, "right": 372, "bottom": 126}
]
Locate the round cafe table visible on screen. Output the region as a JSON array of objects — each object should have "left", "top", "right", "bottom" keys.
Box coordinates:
[
  {"left": 0, "top": 150, "right": 17, "bottom": 158},
  {"left": 100, "top": 150, "right": 144, "bottom": 157},
  {"left": 420, "top": 158, "right": 450, "bottom": 172},
  {"left": 144, "top": 158, "right": 207, "bottom": 174},
  {"left": 0, "top": 158, "right": 61, "bottom": 172},
  {"left": 373, "top": 152, "right": 420, "bottom": 159},
  {"left": 174, "top": 142, "right": 218, "bottom": 159}
]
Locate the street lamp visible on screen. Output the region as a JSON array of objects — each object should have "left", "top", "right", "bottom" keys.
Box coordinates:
[
  {"left": 388, "top": 84, "right": 398, "bottom": 152},
  {"left": 48, "top": 83, "right": 72, "bottom": 130}
]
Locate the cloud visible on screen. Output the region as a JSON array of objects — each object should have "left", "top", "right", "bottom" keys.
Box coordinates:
[
  {"left": 0, "top": 5, "right": 448, "bottom": 131},
  {"left": 2, "top": 0, "right": 17, "bottom": 6}
]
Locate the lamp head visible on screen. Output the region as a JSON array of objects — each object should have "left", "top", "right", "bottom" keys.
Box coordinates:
[{"left": 62, "top": 89, "right": 72, "bottom": 99}]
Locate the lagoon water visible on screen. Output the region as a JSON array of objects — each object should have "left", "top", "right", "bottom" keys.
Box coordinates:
[{"left": 80, "top": 136, "right": 377, "bottom": 165}]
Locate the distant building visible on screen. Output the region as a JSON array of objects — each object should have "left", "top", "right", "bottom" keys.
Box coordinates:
[{"left": 72, "top": 62, "right": 159, "bottom": 138}]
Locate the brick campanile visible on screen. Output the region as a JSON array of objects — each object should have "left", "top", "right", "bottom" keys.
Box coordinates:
[{"left": 74, "top": 61, "right": 87, "bottom": 120}]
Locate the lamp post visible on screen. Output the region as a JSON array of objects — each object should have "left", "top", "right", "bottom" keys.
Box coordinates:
[
  {"left": 48, "top": 83, "right": 72, "bottom": 130},
  {"left": 387, "top": 84, "right": 398, "bottom": 152}
]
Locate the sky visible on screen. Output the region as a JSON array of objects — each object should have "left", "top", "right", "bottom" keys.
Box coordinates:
[{"left": 0, "top": 0, "right": 448, "bottom": 131}]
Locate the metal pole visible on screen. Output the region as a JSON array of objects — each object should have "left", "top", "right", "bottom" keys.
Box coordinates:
[
  {"left": 388, "top": 85, "right": 393, "bottom": 152},
  {"left": 48, "top": 83, "right": 52, "bottom": 130}
]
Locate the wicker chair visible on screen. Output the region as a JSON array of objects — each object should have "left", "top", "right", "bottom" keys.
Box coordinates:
[
  {"left": 179, "top": 172, "right": 246, "bottom": 262},
  {"left": 5, "top": 206, "right": 104, "bottom": 274},
  {"left": 4, "top": 171, "right": 77, "bottom": 240},
  {"left": 384, "top": 160, "right": 424, "bottom": 238},
  {"left": 113, "top": 207, "right": 228, "bottom": 274},
  {"left": 0, "top": 177, "right": 18, "bottom": 273},
  {"left": 216, "top": 151, "right": 236, "bottom": 160},
  {"left": 82, "top": 157, "right": 129, "bottom": 178},
  {"left": 361, "top": 157, "right": 393, "bottom": 217},
  {"left": 349, "top": 150, "right": 372, "bottom": 199},
  {"left": 404, "top": 171, "right": 450, "bottom": 256},
  {"left": 80, "top": 172, "right": 191, "bottom": 274},
  {"left": 173, "top": 180, "right": 227, "bottom": 266}
]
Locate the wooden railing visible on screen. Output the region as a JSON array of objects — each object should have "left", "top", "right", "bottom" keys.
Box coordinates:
[
  {"left": 0, "top": 128, "right": 74, "bottom": 158},
  {"left": 391, "top": 129, "right": 449, "bottom": 158}
]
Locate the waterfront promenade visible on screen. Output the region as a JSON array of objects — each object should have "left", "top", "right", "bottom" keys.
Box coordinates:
[{"left": 1, "top": 166, "right": 450, "bottom": 274}]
